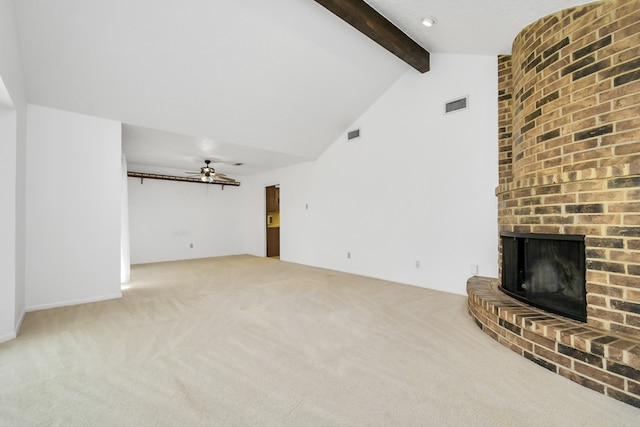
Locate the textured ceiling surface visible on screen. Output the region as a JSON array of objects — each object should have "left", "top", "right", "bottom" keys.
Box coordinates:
[{"left": 14, "top": 0, "right": 588, "bottom": 175}]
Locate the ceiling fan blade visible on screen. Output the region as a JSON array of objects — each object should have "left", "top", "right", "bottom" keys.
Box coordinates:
[
  {"left": 215, "top": 175, "right": 236, "bottom": 182},
  {"left": 181, "top": 162, "right": 238, "bottom": 182}
]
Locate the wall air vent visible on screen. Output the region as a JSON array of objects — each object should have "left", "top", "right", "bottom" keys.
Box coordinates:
[
  {"left": 347, "top": 129, "right": 361, "bottom": 140},
  {"left": 445, "top": 96, "right": 468, "bottom": 114}
]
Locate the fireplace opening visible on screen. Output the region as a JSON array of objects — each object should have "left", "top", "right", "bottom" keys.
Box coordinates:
[{"left": 501, "top": 232, "right": 587, "bottom": 322}]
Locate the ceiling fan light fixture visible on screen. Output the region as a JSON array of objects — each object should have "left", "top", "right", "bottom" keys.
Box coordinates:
[
  {"left": 199, "top": 160, "right": 217, "bottom": 182},
  {"left": 422, "top": 16, "right": 437, "bottom": 27},
  {"left": 185, "top": 159, "right": 237, "bottom": 184}
]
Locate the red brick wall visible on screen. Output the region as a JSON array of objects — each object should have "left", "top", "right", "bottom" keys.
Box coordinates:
[{"left": 497, "top": 0, "right": 640, "bottom": 337}]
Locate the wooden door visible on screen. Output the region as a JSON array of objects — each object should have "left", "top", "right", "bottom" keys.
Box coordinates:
[{"left": 266, "top": 186, "right": 279, "bottom": 212}]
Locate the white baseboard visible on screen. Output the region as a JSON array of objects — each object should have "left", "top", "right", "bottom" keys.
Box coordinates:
[
  {"left": 15, "top": 308, "right": 26, "bottom": 335},
  {"left": 26, "top": 291, "right": 123, "bottom": 312},
  {"left": 0, "top": 330, "right": 17, "bottom": 344},
  {"left": 0, "top": 309, "right": 27, "bottom": 344}
]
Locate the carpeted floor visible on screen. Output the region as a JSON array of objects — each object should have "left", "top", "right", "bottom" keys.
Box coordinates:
[{"left": 1, "top": 255, "right": 638, "bottom": 426}]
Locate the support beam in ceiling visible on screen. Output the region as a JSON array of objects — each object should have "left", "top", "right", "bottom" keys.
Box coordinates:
[{"left": 315, "top": 0, "right": 430, "bottom": 73}]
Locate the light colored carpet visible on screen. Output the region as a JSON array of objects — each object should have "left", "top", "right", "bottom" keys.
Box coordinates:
[{"left": 1, "top": 255, "right": 638, "bottom": 426}]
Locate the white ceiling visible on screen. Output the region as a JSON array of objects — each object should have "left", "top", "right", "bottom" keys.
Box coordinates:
[
  {"left": 122, "top": 124, "right": 309, "bottom": 176},
  {"left": 14, "top": 0, "right": 588, "bottom": 177}
]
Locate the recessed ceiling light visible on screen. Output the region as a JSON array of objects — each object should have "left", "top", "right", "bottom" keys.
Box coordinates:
[{"left": 422, "top": 16, "right": 437, "bottom": 27}]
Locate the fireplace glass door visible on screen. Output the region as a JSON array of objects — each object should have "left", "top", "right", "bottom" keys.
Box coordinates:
[{"left": 501, "top": 232, "right": 587, "bottom": 322}]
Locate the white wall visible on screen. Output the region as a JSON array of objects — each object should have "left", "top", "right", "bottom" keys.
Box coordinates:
[
  {"left": 25, "top": 105, "right": 122, "bottom": 310},
  {"left": 244, "top": 54, "right": 498, "bottom": 296},
  {"left": 0, "top": 0, "right": 27, "bottom": 342},
  {"left": 0, "top": 99, "right": 17, "bottom": 342},
  {"left": 127, "top": 172, "right": 247, "bottom": 264}
]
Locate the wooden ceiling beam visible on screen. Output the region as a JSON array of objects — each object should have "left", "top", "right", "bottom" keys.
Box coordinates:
[{"left": 315, "top": 0, "right": 430, "bottom": 73}]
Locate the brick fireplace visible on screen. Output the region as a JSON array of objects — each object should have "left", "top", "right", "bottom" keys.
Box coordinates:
[{"left": 467, "top": 0, "right": 640, "bottom": 407}]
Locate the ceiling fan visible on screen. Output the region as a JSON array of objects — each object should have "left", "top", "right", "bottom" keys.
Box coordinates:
[{"left": 185, "top": 160, "right": 237, "bottom": 183}]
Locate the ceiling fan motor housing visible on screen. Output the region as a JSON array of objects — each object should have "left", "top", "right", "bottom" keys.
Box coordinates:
[{"left": 200, "top": 160, "right": 215, "bottom": 182}]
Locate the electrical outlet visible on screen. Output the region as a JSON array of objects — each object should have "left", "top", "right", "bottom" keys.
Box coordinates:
[
  {"left": 347, "top": 252, "right": 351, "bottom": 259},
  {"left": 305, "top": 203, "right": 308, "bottom": 210},
  {"left": 415, "top": 260, "right": 420, "bottom": 268},
  {"left": 190, "top": 243, "right": 193, "bottom": 248},
  {"left": 470, "top": 264, "right": 478, "bottom": 275}
]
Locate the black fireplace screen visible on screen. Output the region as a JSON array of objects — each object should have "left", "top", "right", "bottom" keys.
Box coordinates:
[{"left": 501, "top": 232, "right": 587, "bottom": 322}]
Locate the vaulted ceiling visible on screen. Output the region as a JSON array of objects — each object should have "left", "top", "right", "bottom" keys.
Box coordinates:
[{"left": 14, "top": 0, "right": 587, "bottom": 176}]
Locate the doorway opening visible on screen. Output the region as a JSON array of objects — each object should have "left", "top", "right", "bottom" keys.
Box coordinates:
[{"left": 266, "top": 185, "right": 280, "bottom": 258}]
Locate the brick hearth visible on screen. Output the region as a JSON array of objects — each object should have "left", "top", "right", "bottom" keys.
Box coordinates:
[{"left": 468, "top": 276, "right": 640, "bottom": 407}]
